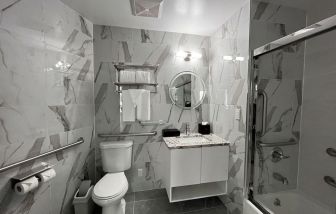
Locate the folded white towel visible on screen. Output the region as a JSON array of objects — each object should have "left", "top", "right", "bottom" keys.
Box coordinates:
[
  {"left": 137, "top": 89, "right": 150, "bottom": 121},
  {"left": 120, "top": 70, "right": 135, "bottom": 83},
  {"left": 122, "top": 90, "right": 136, "bottom": 122},
  {"left": 135, "top": 70, "right": 151, "bottom": 83},
  {"left": 127, "top": 89, "right": 151, "bottom": 121}
]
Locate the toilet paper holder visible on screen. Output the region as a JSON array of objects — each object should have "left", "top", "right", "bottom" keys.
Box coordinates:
[{"left": 11, "top": 163, "right": 54, "bottom": 187}]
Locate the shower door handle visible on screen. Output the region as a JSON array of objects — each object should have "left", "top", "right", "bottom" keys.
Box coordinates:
[
  {"left": 257, "top": 90, "right": 267, "bottom": 137},
  {"left": 326, "top": 148, "right": 336, "bottom": 157},
  {"left": 324, "top": 176, "right": 336, "bottom": 189}
]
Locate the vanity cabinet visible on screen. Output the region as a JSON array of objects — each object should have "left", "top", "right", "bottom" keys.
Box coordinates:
[
  {"left": 201, "top": 146, "right": 229, "bottom": 183},
  {"left": 163, "top": 144, "right": 229, "bottom": 202},
  {"left": 171, "top": 148, "right": 202, "bottom": 187}
]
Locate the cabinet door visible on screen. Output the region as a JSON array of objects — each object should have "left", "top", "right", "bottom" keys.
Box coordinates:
[
  {"left": 170, "top": 148, "right": 201, "bottom": 187},
  {"left": 201, "top": 146, "right": 229, "bottom": 183}
]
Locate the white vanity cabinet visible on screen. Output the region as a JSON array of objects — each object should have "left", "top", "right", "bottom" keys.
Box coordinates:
[{"left": 163, "top": 144, "right": 229, "bottom": 202}]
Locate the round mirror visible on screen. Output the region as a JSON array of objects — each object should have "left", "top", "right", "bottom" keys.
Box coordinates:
[{"left": 169, "top": 71, "right": 206, "bottom": 109}]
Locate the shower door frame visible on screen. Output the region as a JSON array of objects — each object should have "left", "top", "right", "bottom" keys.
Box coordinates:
[{"left": 245, "top": 14, "right": 336, "bottom": 214}]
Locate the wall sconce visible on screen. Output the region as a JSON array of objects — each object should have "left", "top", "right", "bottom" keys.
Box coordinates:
[
  {"left": 223, "top": 55, "right": 245, "bottom": 62},
  {"left": 176, "top": 50, "right": 202, "bottom": 61}
]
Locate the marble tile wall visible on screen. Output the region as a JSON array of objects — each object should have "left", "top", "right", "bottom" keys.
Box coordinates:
[
  {"left": 0, "top": 0, "right": 94, "bottom": 213},
  {"left": 209, "top": 2, "right": 250, "bottom": 214},
  {"left": 249, "top": 0, "right": 306, "bottom": 195},
  {"left": 93, "top": 25, "right": 210, "bottom": 192}
]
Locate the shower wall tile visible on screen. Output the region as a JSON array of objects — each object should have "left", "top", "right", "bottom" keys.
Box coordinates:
[
  {"left": 94, "top": 25, "right": 210, "bottom": 192},
  {"left": 298, "top": 29, "right": 336, "bottom": 211},
  {"left": 209, "top": 2, "right": 250, "bottom": 214},
  {"left": 251, "top": 0, "right": 306, "bottom": 49},
  {"left": 0, "top": 0, "right": 94, "bottom": 213}
]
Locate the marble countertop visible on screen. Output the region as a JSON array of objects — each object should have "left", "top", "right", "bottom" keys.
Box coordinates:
[{"left": 163, "top": 133, "right": 229, "bottom": 149}]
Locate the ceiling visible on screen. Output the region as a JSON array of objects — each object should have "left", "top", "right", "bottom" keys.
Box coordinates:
[{"left": 61, "top": 0, "right": 246, "bottom": 36}]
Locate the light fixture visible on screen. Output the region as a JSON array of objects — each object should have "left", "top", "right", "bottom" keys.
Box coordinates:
[
  {"left": 176, "top": 50, "right": 202, "bottom": 61},
  {"left": 235, "top": 56, "right": 245, "bottom": 61}
]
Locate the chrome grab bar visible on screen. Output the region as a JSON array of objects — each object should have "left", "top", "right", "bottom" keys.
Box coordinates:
[
  {"left": 98, "top": 131, "right": 157, "bottom": 138},
  {"left": 257, "top": 140, "right": 298, "bottom": 147},
  {"left": 326, "top": 148, "right": 336, "bottom": 157},
  {"left": 0, "top": 138, "right": 84, "bottom": 173},
  {"left": 257, "top": 90, "right": 267, "bottom": 137},
  {"left": 324, "top": 176, "right": 336, "bottom": 189}
]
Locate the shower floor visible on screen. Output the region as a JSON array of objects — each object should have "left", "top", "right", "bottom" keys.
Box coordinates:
[{"left": 254, "top": 190, "right": 333, "bottom": 214}]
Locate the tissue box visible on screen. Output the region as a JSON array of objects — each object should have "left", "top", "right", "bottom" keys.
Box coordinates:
[
  {"left": 162, "top": 129, "right": 180, "bottom": 137},
  {"left": 198, "top": 123, "right": 210, "bottom": 135}
]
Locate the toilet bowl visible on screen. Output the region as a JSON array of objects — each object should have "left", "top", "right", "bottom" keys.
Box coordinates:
[
  {"left": 92, "top": 140, "right": 133, "bottom": 214},
  {"left": 92, "top": 172, "right": 128, "bottom": 214}
]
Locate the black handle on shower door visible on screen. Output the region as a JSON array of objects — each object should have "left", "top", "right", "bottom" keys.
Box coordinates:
[
  {"left": 326, "top": 148, "right": 336, "bottom": 157},
  {"left": 324, "top": 176, "right": 336, "bottom": 189}
]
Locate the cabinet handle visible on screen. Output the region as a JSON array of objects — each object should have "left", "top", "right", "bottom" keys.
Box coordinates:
[{"left": 326, "top": 148, "right": 336, "bottom": 157}]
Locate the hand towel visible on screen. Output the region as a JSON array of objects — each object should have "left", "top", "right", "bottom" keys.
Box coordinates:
[
  {"left": 137, "top": 89, "right": 150, "bottom": 121},
  {"left": 122, "top": 90, "right": 136, "bottom": 122},
  {"left": 128, "top": 89, "right": 151, "bottom": 121}
]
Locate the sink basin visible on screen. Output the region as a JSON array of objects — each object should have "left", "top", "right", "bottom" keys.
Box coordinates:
[{"left": 175, "top": 136, "right": 210, "bottom": 145}]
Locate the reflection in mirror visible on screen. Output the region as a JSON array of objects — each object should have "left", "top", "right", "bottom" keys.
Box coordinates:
[{"left": 169, "top": 71, "right": 206, "bottom": 109}]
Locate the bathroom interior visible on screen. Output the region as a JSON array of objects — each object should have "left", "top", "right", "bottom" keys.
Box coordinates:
[{"left": 0, "top": 0, "right": 336, "bottom": 214}]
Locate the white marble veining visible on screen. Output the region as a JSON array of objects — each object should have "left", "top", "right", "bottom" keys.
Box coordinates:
[
  {"left": 93, "top": 25, "right": 210, "bottom": 192},
  {"left": 0, "top": 0, "right": 94, "bottom": 213},
  {"left": 209, "top": 2, "right": 250, "bottom": 213},
  {"left": 163, "top": 133, "right": 229, "bottom": 149}
]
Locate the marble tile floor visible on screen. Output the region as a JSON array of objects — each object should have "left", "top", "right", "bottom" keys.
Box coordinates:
[
  {"left": 126, "top": 189, "right": 228, "bottom": 214},
  {"left": 94, "top": 189, "right": 228, "bottom": 214}
]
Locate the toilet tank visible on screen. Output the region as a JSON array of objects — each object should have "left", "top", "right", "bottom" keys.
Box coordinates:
[{"left": 99, "top": 140, "right": 133, "bottom": 173}]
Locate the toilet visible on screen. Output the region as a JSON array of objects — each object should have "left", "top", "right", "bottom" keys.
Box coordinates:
[{"left": 92, "top": 140, "right": 133, "bottom": 214}]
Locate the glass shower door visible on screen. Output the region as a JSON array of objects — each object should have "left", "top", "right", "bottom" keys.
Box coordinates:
[{"left": 248, "top": 17, "right": 336, "bottom": 214}]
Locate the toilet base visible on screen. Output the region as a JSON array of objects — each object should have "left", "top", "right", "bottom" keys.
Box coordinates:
[{"left": 102, "top": 198, "right": 126, "bottom": 214}]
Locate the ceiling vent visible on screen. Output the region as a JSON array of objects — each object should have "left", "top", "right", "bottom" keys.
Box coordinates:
[{"left": 130, "top": 0, "right": 164, "bottom": 18}]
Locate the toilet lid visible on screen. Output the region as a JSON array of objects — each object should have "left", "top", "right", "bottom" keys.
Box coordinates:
[{"left": 93, "top": 172, "right": 128, "bottom": 199}]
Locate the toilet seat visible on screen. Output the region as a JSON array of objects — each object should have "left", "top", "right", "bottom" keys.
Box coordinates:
[{"left": 93, "top": 172, "right": 128, "bottom": 200}]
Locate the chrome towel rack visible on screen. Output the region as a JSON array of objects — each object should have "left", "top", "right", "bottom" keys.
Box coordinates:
[
  {"left": 257, "top": 140, "right": 298, "bottom": 147},
  {"left": 0, "top": 138, "right": 84, "bottom": 173},
  {"left": 98, "top": 131, "right": 157, "bottom": 138}
]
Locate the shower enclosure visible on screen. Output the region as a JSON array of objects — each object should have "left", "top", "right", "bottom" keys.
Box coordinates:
[{"left": 246, "top": 15, "right": 336, "bottom": 214}]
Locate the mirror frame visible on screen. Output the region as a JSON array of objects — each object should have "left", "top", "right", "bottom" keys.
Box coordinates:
[{"left": 168, "top": 71, "right": 206, "bottom": 110}]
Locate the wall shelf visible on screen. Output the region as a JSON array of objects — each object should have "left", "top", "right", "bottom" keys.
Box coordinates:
[
  {"left": 113, "top": 63, "right": 159, "bottom": 93},
  {"left": 170, "top": 181, "right": 227, "bottom": 203},
  {"left": 114, "top": 64, "right": 158, "bottom": 71}
]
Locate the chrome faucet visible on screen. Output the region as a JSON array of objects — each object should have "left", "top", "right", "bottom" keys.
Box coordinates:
[
  {"left": 185, "top": 123, "right": 191, "bottom": 136},
  {"left": 272, "top": 147, "right": 290, "bottom": 162},
  {"left": 273, "top": 172, "right": 289, "bottom": 185}
]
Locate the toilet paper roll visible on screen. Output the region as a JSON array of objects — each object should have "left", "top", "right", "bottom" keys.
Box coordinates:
[
  {"left": 36, "top": 168, "right": 56, "bottom": 183},
  {"left": 15, "top": 176, "right": 39, "bottom": 195}
]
